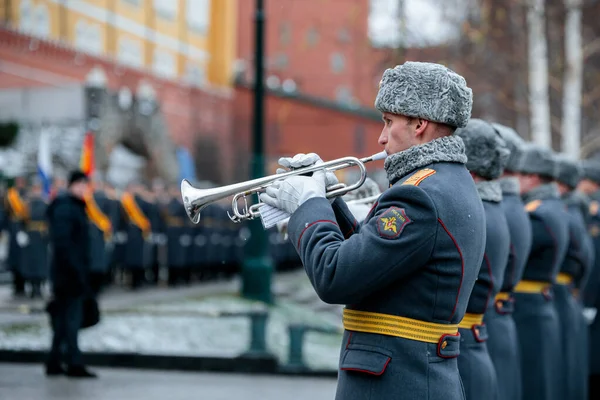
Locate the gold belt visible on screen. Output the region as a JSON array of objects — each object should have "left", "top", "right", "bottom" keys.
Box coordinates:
[
  {"left": 495, "top": 292, "right": 511, "bottom": 302},
  {"left": 458, "top": 313, "right": 484, "bottom": 329},
  {"left": 555, "top": 273, "right": 574, "bottom": 286},
  {"left": 342, "top": 309, "right": 458, "bottom": 344},
  {"left": 514, "top": 280, "right": 551, "bottom": 294}
]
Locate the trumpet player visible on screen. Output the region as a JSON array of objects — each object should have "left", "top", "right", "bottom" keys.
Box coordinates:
[{"left": 260, "top": 61, "right": 486, "bottom": 400}]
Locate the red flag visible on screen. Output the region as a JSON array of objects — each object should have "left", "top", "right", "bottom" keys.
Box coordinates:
[{"left": 79, "top": 132, "right": 95, "bottom": 176}]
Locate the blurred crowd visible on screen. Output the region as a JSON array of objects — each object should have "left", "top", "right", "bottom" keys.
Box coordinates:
[{"left": 0, "top": 173, "right": 301, "bottom": 298}]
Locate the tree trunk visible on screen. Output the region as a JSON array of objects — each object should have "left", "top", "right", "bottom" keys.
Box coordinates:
[
  {"left": 527, "top": 0, "right": 552, "bottom": 147},
  {"left": 561, "top": 0, "right": 583, "bottom": 158}
]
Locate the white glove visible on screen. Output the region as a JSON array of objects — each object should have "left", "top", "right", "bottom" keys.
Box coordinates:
[
  {"left": 278, "top": 153, "right": 339, "bottom": 187},
  {"left": 583, "top": 307, "right": 597, "bottom": 325},
  {"left": 16, "top": 231, "right": 29, "bottom": 248},
  {"left": 260, "top": 170, "right": 327, "bottom": 214}
]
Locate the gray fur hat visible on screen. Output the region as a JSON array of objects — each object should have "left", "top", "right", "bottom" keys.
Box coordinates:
[
  {"left": 553, "top": 155, "right": 583, "bottom": 189},
  {"left": 455, "top": 119, "right": 510, "bottom": 180},
  {"left": 581, "top": 159, "right": 600, "bottom": 185},
  {"left": 375, "top": 61, "right": 473, "bottom": 128},
  {"left": 491, "top": 123, "right": 525, "bottom": 172},
  {"left": 517, "top": 144, "right": 556, "bottom": 178}
]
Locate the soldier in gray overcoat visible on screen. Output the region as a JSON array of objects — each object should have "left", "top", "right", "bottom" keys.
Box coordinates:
[
  {"left": 87, "top": 176, "right": 113, "bottom": 294},
  {"left": 487, "top": 123, "right": 532, "bottom": 400},
  {"left": 261, "top": 62, "right": 486, "bottom": 400},
  {"left": 4, "top": 177, "right": 28, "bottom": 296},
  {"left": 164, "top": 186, "right": 189, "bottom": 286},
  {"left": 553, "top": 156, "right": 594, "bottom": 400},
  {"left": 578, "top": 160, "right": 600, "bottom": 398},
  {"left": 121, "top": 182, "right": 153, "bottom": 289},
  {"left": 513, "top": 145, "right": 570, "bottom": 400},
  {"left": 20, "top": 178, "right": 49, "bottom": 298},
  {"left": 454, "top": 119, "right": 510, "bottom": 400}
]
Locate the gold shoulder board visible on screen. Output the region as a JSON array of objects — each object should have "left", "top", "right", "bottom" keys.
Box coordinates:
[
  {"left": 525, "top": 199, "right": 543, "bottom": 213},
  {"left": 590, "top": 201, "right": 599, "bottom": 216},
  {"left": 402, "top": 169, "right": 437, "bottom": 187}
]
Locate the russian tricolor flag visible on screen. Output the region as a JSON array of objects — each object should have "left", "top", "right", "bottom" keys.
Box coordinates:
[{"left": 37, "top": 127, "right": 53, "bottom": 200}]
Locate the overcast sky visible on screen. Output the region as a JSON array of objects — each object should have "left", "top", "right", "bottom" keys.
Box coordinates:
[{"left": 368, "top": 0, "right": 472, "bottom": 48}]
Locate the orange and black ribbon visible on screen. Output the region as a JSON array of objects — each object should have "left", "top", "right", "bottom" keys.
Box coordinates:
[
  {"left": 121, "top": 192, "right": 151, "bottom": 239},
  {"left": 6, "top": 188, "right": 29, "bottom": 221},
  {"left": 85, "top": 193, "right": 112, "bottom": 241}
]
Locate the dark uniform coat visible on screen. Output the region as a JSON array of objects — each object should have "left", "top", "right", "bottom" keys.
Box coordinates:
[
  {"left": 458, "top": 181, "right": 509, "bottom": 400},
  {"left": 108, "top": 194, "right": 127, "bottom": 269},
  {"left": 287, "top": 138, "right": 486, "bottom": 400},
  {"left": 585, "top": 192, "right": 600, "bottom": 389},
  {"left": 555, "top": 191, "right": 594, "bottom": 400},
  {"left": 123, "top": 194, "right": 152, "bottom": 270},
  {"left": 513, "top": 183, "right": 569, "bottom": 400},
  {"left": 4, "top": 188, "right": 26, "bottom": 276},
  {"left": 164, "top": 198, "right": 190, "bottom": 269},
  {"left": 88, "top": 191, "right": 111, "bottom": 275},
  {"left": 20, "top": 196, "right": 49, "bottom": 281},
  {"left": 46, "top": 194, "right": 91, "bottom": 298},
  {"left": 484, "top": 177, "right": 532, "bottom": 400}
]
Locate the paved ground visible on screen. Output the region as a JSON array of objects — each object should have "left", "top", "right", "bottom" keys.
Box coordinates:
[{"left": 0, "top": 363, "right": 337, "bottom": 400}]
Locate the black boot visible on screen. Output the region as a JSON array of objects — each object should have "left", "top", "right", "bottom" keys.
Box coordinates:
[
  {"left": 45, "top": 362, "right": 66, "bottom": 376},
  {"left": 66, "top": 365, "right": 97, "bottom": 378}
]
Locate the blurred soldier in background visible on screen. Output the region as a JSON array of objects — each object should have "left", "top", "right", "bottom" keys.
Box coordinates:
[
  {"left": 121, "top": 181, "right": 152, "bottom": 289},
  {"left": 4, "top": 176, "right": 28, "bottom": 296},
  {"left": 454, "top": 119, "right": 510, "bottom": 400},
  {"left": 151, "top": 179, "right": 169, "bottom": 285},
  {"left": 514, "top": 145, "right": 569, "bottom": 400},
  {"left": 553, "top": 155, "right": 593, "bottom": 400},
  {"left": 51, "top": 171, "right": 68, "bottom": 199},
  {"left": 86, "top": 173, "right": 113, "bottom": 295},
  {"left": 488, "top": 123, "right": 532, "bottom": 400},
  {"left": 20, "top": 177, "right": 49, "bottom": 299},
  {"left": 105, "top": 181, "right": 126, "bottom": 285},
  {"left": 45, "top": 170, "right": 96, "bottom": 378},
  {"left": 164, "top": 184, "right": 189, "bottom": 286},
  {"left": 579, "top": 160, "right": 600, "bottom": 398}
]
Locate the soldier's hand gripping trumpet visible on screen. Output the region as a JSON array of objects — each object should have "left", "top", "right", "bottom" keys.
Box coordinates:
[{"left": 180, "top": 151, "right": 387, "bottom": 224}]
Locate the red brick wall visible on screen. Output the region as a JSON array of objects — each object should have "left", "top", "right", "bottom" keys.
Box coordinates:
[
  {"left": 232, "top": 86, "right": 385, "bottom": 182},
  {"left": 236, "top": 0, "right": 383, "bottom": 108}
]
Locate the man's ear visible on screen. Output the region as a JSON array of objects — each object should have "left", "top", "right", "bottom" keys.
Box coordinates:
[{"left": 414, "top": 119, "right": 429, "bottom": 137}]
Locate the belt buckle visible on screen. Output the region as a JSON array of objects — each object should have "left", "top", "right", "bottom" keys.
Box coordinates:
[
  {"left": 542, "top": 286, "right": 553, "bottom": 301},
  {"left": 494, "top": 296, "right": 514, "bottom": 315},
  {"left": 471, "top": 324, "right": 488, "bottom": 343}
]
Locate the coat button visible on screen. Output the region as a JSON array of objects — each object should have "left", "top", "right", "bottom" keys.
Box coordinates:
[{"left": 441, "top": 341, "right": 448, "bottom": 349}]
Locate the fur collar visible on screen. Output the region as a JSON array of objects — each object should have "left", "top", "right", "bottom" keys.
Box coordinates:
[
  {"left": 563, "top": 190, "right": 591, "bottom": 217},
  {"left": 476, "top": 181, "right": 502, "bottom": 203},
  {"left": 522, "top": 183, "right": 560, "bottom": 204},
  {"left": 498, "top": 177, "right": 520, "bottom": 196},
  {"left": 384, "top": 136, "right": 467, "bottom": 183}
]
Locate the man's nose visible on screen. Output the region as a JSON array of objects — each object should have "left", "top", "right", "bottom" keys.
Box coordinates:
[{"left": 378, "top": 131, "right": 387, "bottom": 146}]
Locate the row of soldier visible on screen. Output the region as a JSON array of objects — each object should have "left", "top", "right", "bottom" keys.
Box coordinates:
[
  {"left": 314, "top": 120, "right": 600, "bottom": 400},
  {"left": 0, "top": 174, "right": 299, "bottom": 298}
]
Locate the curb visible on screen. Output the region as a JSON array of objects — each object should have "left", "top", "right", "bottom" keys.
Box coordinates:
[{"left": 0, "top": 350, "right": 338, "bottom": 378}]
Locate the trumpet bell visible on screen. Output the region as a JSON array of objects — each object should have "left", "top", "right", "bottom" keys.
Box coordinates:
[{"left": 181, "top": 179, "right": 203, "bottom": 224}]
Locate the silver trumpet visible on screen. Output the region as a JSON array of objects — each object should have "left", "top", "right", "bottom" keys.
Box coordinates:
[
  {"left": 345, "top": 193, "right": 382, "bottom": 206},
  {"left": 180, "top": 151, "right": 387, "bottom": 224}
]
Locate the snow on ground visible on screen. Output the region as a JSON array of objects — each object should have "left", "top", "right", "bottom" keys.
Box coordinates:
[{"left": 0, "top": 290, "right": 344, "bottom": 370}]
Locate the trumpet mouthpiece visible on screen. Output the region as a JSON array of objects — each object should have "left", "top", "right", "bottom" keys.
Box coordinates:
[{"left": 371, "top": 151, "right": 388, "bottom": 161}]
